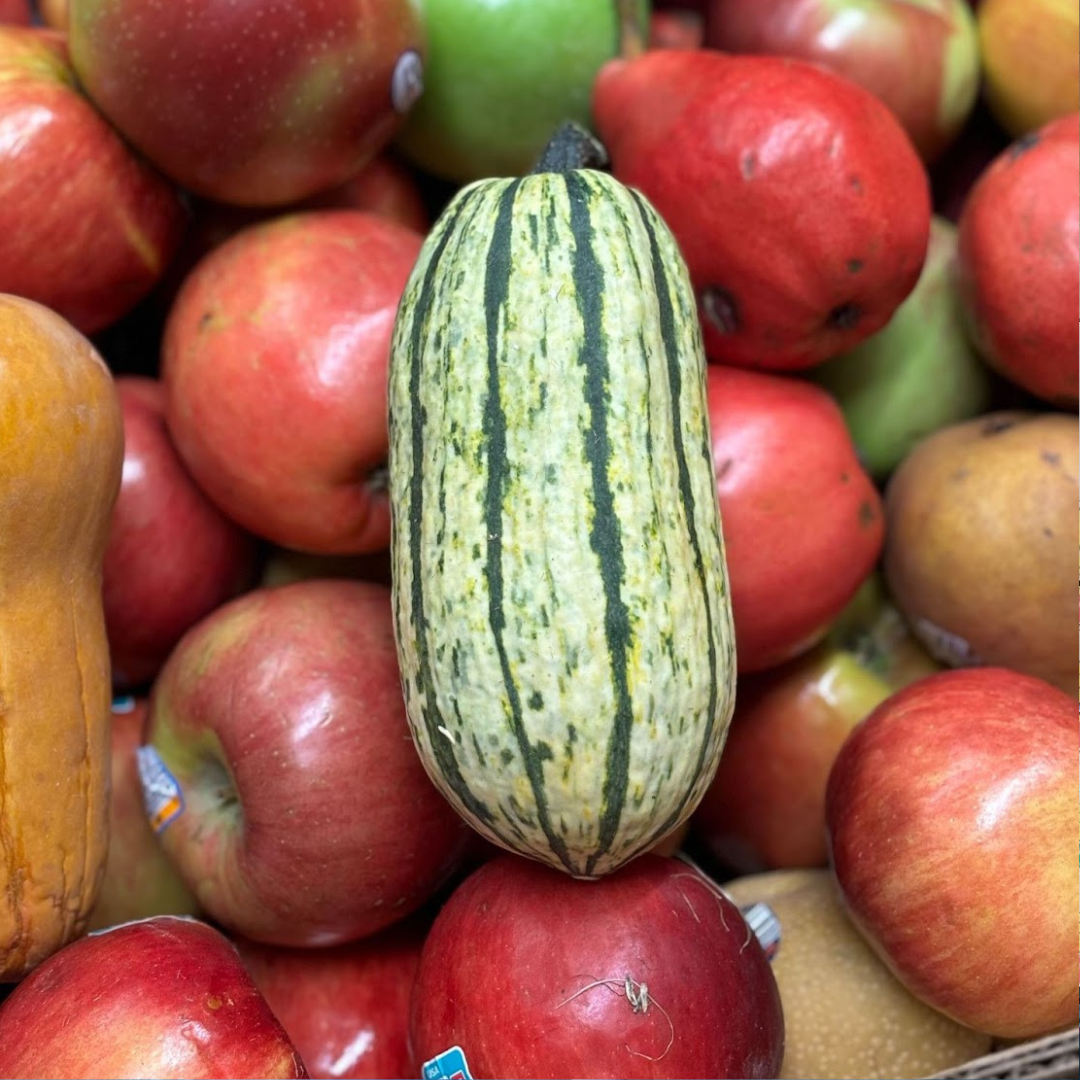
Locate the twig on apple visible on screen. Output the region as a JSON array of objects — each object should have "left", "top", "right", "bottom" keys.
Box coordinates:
[
  {"left": 668, "top": 870, "right": 758, "bottom": 953},
  {"left": 555, "top": 974, "right": 675, "bottom": 1062}
]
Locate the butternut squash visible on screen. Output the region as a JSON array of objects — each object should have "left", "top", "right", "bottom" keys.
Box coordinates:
[{"left": 1, "top": 293, "right": 123, "bottom": 980}]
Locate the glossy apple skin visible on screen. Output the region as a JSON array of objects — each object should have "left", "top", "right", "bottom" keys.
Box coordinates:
[
  {"left": 707, "top": 364, "right": 885, "bottom": 673},
  {"left": 103, "top": 377, "right": 260, "bottom": 692},
  {"left": 145, "top": 579, "right": 473, "bottom": 947},
  {"left": 692, "top": 645, "right": 893, "bottom": 873},
  {"left": 411, "top": 854, "right": 784, "bottom": 1080},
  {"left": 86, "top": 697, "right": 202, "bottom": 932},
  {"left": 163, "top": 210, "right": 424, "bottom": 555},
  {"left": 956, "top": 114, "right": 1080, "bottom": 406},
  {"left": 236, "top": 917, "right": 428, "bottom": 1080},
  {"left": 826, "top": 667, "right": 1079, "bottom": 1039},
  {"left": 0, "top": 26, "right": 187, "bottom": 335},
  {"left": 0, "top": 917, "right": 307, "bottom": 1078},
  {"left": 704, "top": 0, "right": 980, "bottom": 162},
  {"left": 68, "top": 0, "right": 426, "bottom": 207}
]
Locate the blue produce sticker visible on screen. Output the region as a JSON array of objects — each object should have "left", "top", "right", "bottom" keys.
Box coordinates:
[
  {"left": 136, "top": 745, "right": 185, "bottom": 834},
  {"left": 422, "top": 1046, "right": 474, "bottom": 1080}
]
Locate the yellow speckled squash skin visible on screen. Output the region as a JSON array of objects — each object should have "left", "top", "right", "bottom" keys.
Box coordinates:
[
  {"left": 1, "top": 294, "right": 123, "bottom": 980},
  {"left": 388, "top": 145, "right": 737, "bottom": 878}
]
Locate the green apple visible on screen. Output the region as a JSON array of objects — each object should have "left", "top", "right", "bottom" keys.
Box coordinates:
[
  {"left": 395, "top": 0, "right": 649, "bottom": 182},
  {"left": 812, "top": 215, "right": 995, "bottom": 480}
]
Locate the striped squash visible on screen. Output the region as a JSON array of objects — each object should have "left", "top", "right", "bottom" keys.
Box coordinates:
[{"left": 387, "top": 155, "right": 736, "bottom": 878}]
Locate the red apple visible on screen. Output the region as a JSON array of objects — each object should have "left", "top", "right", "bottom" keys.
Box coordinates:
[
  {"left": 235, "top": 917, "right": 428, "bottom": 1080},
  {"left": 151, "top": 151, "right": 431, "bottom": 322},
  {"left": 592, "top": 48, "right": 931, "bottom": 371},
  {"left": 103, "top": 376, "right": 260, "bottom": 691},
  {"left": 956, "top": 113, "right": 1080, "bottom": 406},
  {"left": 302, "top": 152, "right": 430, "bottom": 234},
  {"left": 0, "top": 916, "right": 307, "bottom": 1078},
  {"left": 411, "top": 853, "right": 784, "bottom": 1080},
  {"left": 68, "top": 0, "right": 427, "bottom": 207},
  {"left": 143, "top": 579, "right": 473, "bottom": 947},
  {"left": 0, "top": 0, "right": 30, "bottom": 24},
  {"left": 826, "top": 667, "right": 1078, "bottom": 1039},
  {"left": 162, "top": 210, "right": 424, "bottom": 555},
  {"left": 86, "top": 697, "right": 201, "bottom": 932},
  {"left": 704, "top": 0, "right": 980, "bottom": 162},
  {"left": 692, "top": 644, "right": 894, "bottom": 874},
  {"left": 707, "top": 364, "right": 885, "bottom": 674},
  {"left": 0, "top": 25, "right": 187, "bottom": 335},
  {"left": 691, "top": 573, "right": 943, "bottom": 874}
]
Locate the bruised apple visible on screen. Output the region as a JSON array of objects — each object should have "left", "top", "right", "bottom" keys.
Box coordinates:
[{"left": 593, "top": 48, "right": 931, "bottom": 370}]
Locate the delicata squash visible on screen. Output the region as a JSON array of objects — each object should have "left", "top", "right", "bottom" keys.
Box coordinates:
[{"left": 1, "top": 294, "right": 123, "bottom": 980}]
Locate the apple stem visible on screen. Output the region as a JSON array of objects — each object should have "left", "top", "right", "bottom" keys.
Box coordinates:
[{"left": 615, "top": 0, "right": 647, "bottom": 59}]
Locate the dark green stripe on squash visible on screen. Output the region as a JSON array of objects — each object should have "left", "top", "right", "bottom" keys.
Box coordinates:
[
  {"left": 402, "top": 183, "right": 499, "bottom": 836},
  {"left": 629, "top": 187, "right": 724, "bottom": 845},
  {"left": 564, "top": 172, "right": 636, "bottom": 877}
]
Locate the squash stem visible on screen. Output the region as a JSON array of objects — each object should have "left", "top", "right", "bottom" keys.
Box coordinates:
[{"left": 532, "top": 122, "right": 609, "bottom": 174}]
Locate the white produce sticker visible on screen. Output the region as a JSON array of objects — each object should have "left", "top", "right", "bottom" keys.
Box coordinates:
[{"left": 391, "top": 49, "right": 424, "bottom": 113}]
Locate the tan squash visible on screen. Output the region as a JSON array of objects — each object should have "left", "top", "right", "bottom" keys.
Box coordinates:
[{"left": 1, "top": 293, "right": 123, "bottom": 981}]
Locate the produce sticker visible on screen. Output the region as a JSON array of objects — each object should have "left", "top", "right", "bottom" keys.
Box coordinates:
[
  {"left": 136, "top": 745, "right": 185, "bottom": 834},
  {"left": 422, "top": 1045, "right": 474, "bottom": 1080}
]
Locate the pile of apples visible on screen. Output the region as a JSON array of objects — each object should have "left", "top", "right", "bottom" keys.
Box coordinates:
[{"left": 0, "top": 1, "right": 1076, "bottom": 1078}]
